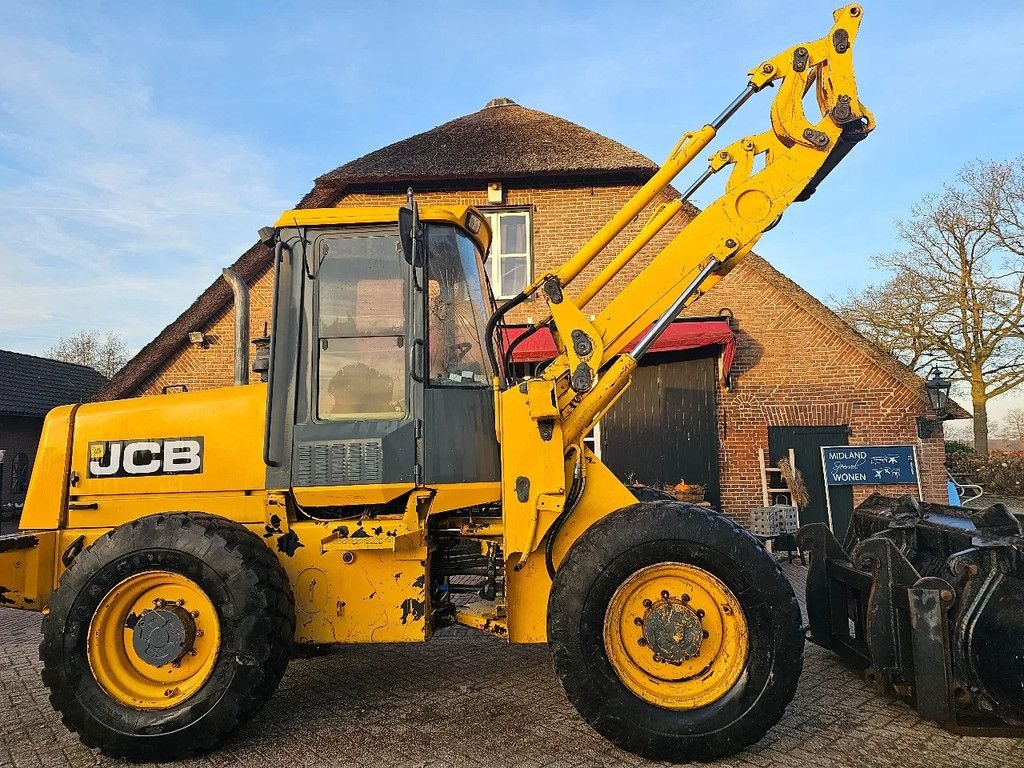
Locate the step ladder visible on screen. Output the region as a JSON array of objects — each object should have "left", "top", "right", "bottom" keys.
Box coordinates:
[
  {"left": 758, "top": 447, "right": 797, "bottom": 506},
  {"left": 757, "top": 447, "right": 804, "bottom": 563}
]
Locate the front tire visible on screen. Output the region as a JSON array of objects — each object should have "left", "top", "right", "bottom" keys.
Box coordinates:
[
  {"left": 41, "top": 513, "right": 294, "bottom": 761},
  {"left": 548, "top": 501, "right": 802, "bottom": 763}
]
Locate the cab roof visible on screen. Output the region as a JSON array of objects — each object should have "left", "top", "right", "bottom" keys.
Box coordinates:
[{"left": 274, "top": 205, "right": 492, "bottom": 254}]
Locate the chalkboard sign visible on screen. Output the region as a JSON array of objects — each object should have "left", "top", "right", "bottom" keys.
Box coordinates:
[{"left": 821, "top": 445, "right": 918, "bottom": 486}]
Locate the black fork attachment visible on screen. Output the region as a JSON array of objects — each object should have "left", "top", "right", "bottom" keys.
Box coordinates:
[{"left": 799, "top": 494, "right": 1024, "bottom": 736}]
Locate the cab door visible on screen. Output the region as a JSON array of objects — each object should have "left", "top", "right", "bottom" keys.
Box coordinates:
[
  {"left": 418, "top": 225, "right": 500, "bottom": 484},
  {"left": 288, "top": 226, "right": 419, "bottom": 487}
]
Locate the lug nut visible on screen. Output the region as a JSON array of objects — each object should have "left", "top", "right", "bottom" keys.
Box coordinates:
[
  {"left": 682, "top": 594, "right": 690, "bottom": 602},
  {"left": 696, "top": 609, "right": 705, "bottom": 618},
  {"left": 164, "top": 688, "right": 178, "bottom": 698},
  {"left": 190, "top": 610, "right": 200, "bottom": 619},
  {"left": 661, "top": 590, "right": 670, "bottom": 600},
  {"left": 634, "top": 617, "right": 644, "bottom": 626},
  {"left": 638, "top": 637, "right": 647, "bottom": 647},
  {"left": 642, "top": 599, "right": 652, "bottom": 608},
  {"left": 703, "top": 630, "right": 710, "bottom": 639}
]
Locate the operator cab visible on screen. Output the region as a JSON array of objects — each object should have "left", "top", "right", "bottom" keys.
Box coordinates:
[{"left": 264, "top": 202, "right": 501, "bottom": 491}]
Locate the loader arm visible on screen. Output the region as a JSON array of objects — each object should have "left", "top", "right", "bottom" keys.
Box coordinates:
[{"left": 496, "top": 4, "right": 874, "bottom": 564}]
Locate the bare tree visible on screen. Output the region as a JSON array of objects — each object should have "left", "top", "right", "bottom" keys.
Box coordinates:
[
  {"left": 836, "top": 271, "right": 939, "bottom": 373},
  {"left": 836, "top": 157, "right": 1024, "bottom": 453},
  {"left": 1001, "top": 407, "right": 1024, "bottom": 444},
  {"left": 47, "top": 330, "right": 129, "bottom": 379}
]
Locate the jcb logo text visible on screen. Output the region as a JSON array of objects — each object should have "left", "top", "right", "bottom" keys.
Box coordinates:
[{"left": 87, "top": 437, "right": 204, "bottom": 478}]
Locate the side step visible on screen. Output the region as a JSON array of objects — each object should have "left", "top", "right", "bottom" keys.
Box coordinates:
[{"left": 454, "top": 600, "right": 508, "bottom": 639}]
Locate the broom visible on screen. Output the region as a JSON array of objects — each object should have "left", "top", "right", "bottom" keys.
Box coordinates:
[{"left": 776, "top": 458, "right": 810, "bottom": 509}]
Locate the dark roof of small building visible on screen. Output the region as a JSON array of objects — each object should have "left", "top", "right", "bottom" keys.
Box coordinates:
[
  {"left": 315, "top": 98, "right": 659, "bottom": 194},
  {"left": 0, "top": 350, "right": 108, "bottom": 418}
]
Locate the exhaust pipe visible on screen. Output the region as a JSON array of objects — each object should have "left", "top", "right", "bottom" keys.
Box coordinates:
[{"left": 222, "top": 268, "right": 249, "bottom": 386}]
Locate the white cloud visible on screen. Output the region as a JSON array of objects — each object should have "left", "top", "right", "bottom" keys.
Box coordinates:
[{"left": 0, "top": 32, "right": 289, "bottom": 354}]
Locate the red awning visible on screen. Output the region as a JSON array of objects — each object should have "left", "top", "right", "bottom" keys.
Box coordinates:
[{"left": 501, "top": 319, "right": 736, "bottom": 379}]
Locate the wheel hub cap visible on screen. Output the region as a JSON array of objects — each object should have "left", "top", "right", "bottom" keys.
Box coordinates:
[
  {"left": 132, "top": 605, "right": 196, "bottom": 667},
  {"left": 642, "top": 599, "right": 704, "bottom": 664}
]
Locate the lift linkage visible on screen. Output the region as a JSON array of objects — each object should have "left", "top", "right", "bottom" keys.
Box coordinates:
[{"left": 493, "top": 5, "right": 875, "bottom": 563}]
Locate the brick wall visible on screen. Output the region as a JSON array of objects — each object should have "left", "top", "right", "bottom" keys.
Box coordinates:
[
  {"left": 681, "top": 257, "right": 946, "bottom": 523},
  {"left": 335, "top": 182, "right": 684, "bottom": 325},
  {"left": 0, "top": 415, "right": 43, "bottom": 507},
  {"left": 137, "top": 262, "right": 275, "bottom": 395}
]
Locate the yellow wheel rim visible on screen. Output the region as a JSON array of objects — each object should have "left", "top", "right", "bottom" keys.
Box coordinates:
[
  {"left": 87, "top": 570, "right": 221, "bottom": 710},
  {"left": 603, "top": 562, "right": 749, "bottom": 710}
]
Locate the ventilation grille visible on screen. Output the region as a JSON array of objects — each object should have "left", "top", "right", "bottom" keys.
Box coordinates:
[{"left": 295, "top": 439, "right": 383, "bottom": 486}]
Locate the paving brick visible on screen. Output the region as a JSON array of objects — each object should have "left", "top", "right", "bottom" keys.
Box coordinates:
[{"left": 1, "top": 564, "right": 1022, "bottom": 767}]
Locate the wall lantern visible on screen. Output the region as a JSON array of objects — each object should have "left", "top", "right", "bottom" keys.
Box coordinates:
[
  {"left": 917, "top": 367, "right": 952, "bottom": 439},
  {"left": 924, "top": 367, "right": 951, "bottom": 412}
]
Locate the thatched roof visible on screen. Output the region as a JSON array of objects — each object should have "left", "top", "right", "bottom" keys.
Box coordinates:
[
  {"left": 315, "top": 98, "right": 658, "bottom": 194},
  {"left": 99, "top": 100, "right": 658, "bottom": 400}
]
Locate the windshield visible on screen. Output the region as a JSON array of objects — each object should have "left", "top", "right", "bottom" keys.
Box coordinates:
[{"left": 425, "top": 225, "right": 495, "bottom": 385}]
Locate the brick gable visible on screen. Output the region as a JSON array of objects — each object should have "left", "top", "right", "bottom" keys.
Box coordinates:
[{"left": 683, "top": 257, "right": 947, "bottom": 520}]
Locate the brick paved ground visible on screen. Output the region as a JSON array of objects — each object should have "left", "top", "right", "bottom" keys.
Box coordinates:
[{"left": 1, "top": 564, "right": 1021, "bottom": 768}]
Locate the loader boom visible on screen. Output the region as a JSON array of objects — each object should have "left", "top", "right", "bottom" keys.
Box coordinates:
[{"left": 495, "top": 4, "right": 874, "bottom": 566}]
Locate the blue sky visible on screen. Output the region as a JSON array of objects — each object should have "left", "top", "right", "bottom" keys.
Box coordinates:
[{"left": 1, "top": 1, "right": 1022, "bottom": 414}]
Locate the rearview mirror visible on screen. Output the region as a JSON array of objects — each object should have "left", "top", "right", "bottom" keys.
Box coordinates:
[{"left": 399, "top": 189, "right": 424, "bottom": 267}]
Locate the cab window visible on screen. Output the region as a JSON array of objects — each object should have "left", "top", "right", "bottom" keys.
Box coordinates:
[
  {"left": 426, "top": 226, "right": 494, "bottom": 386},
  {"left": 315, "top": 232, "right": 407, "bottom": 420}
]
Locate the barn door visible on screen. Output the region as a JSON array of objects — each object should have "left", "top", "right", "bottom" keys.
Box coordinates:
[
  {"left": 600, "top": 350, "right": 720, "bottom": 507},
  {"left": 768, "top": 426, "right": 855, "bottom": 539}
]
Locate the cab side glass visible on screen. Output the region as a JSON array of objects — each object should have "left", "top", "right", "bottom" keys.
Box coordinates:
[{"left": 316, "top": 233, "right": 407, "bottom": 420}]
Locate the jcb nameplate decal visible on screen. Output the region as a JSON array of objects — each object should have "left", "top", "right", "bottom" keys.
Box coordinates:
[{"left": 87, "top": 437, "right": 204, "bottom": 478}]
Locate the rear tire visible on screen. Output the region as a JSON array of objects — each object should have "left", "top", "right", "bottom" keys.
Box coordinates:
[
  {"left": 40, "top": 513, "right": 294, "bottom": 761},
  {"left": 548, "top": 501, "right": 802, "bottom": 763}
]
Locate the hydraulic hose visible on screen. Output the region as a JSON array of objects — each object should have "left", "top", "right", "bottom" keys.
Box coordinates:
[
  {"left": 484, "top": 290, "right": 530, "bottom": 387},
  {"left": 545, "top": 447, "right": 586, "bottom": 580}
]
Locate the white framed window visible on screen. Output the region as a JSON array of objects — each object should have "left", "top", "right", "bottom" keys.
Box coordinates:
[
  {"left": 583, "top": 422, "right": 602, "bottom": 459},
  {"left": 484, "top": 209, "right": 532, "bottom": 299}
]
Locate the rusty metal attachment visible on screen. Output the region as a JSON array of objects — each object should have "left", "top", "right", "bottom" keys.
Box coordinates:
[{"left": 799, "top": 494, "right": 1024, "bottom": 736}]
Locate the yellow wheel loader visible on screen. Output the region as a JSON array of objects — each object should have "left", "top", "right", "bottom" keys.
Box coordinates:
[{"left": 1, "top": 6, "right": 889, "bottom": 762}]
